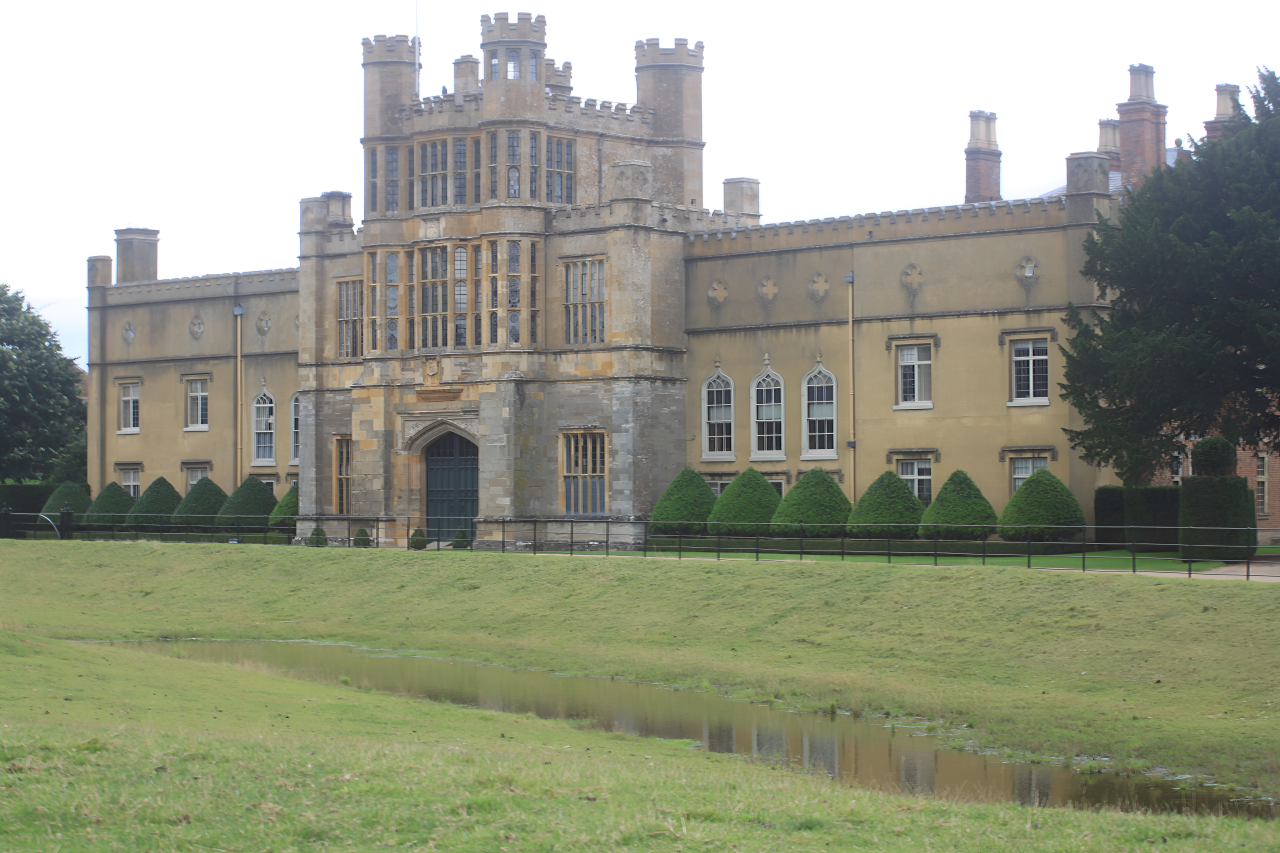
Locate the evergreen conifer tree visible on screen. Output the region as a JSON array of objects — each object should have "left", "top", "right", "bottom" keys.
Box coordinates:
[
  {"left": 997, "top": 469, "right": 1086, "bottom": 542},
  {"left": 40, "top": 481, "right": 91, "bottom": 515},
  {"left": 170, "top": 477, "right": 228, "bottom": 528},
  {"left": 650, "top": 467, "right": 718, "bottom": 535},
  {"left": 216, "top": 477, "right": 278, "bottom": 529},
  {"left": 847, "top": 470, "right": 924, "bottom": 539},
  {"left": 125, "top": 476, "right": 182, "bottom": 530},
  {"left": 83, "top": 481, "right": 134, "bottom": 528},
  {"left": 705, "top": 468, "right": 781, "bottom": 538},
  {"left": 917, "top": 470, "right": 997, "bottom": 541},
  {"left": 769, "top": 468, "right": 851, "bottom": 537}
]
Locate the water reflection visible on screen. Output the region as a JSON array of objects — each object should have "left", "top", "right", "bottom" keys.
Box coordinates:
[{"left": 127, "top": 640, "right": 1273, "bottom": 818}]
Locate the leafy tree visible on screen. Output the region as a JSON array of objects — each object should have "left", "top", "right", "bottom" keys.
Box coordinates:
[
  {"left": 1060, "top": 69, "right": 1280, "bottom": 484},
  {"left": 847, "top": 471, "right": 925, "bottom": 539},
  {"left": 917, "top": 470, "right": 997, "bottom": 541},
  {"left": 705, "top": 468, "right": 781, "bottom": 538},
  {"left": 997, "top": 469, "right": 1085, "bottom": 542},
  {"left": 84, "top": 482, "right": 134, "bottom": 527},
  {"left": 171, "top": 477, "right": 228, "bottom": 527},
  {"left": 0, "top": 283, "right": 87, "bottom": 482},
  {"left": 216, "top": 477, "right": 278, "bottom": 529},
  {"left": 125, "top": 477, "right": 182, "bottom": 528},
  {"left": 649, "top": 467, "right": 718, "bottom": 535},
  {"left": 769, "top": 468, "right": 851, "bottom": 538},
  {"left": 41, "top": 481, "right": 91, "bottom": 515}
]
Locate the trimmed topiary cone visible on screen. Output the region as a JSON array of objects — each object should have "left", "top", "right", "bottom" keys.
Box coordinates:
[
  {"left": 1191, "top": 436, "right": 1237, "bottom": 477},
  {"left": 217, "top": 477, "right": 279, "bottom": 530},
  {"left": 769, "top": 468, "right": 851, "bottom": 538},
  {"left": 125, "top": 476, "right": 182, "bottom": 530},
  {"left": 847, "top": 470, "right": 924, "bottom": 539},
  {"left": 451, "top": 526, "right": 472, "bottom": 549},
  {"left": 705, "top": 468, "right": 781, "bottom": 539},
  {"left": 650, "top": 467, "right": 717, "bottom": 535},
  {"left": 353, "top": 528, "right": 372, "bottom": 548},
  {"left": 41, "top": 481, "right": 91, "bottom": 515},
  {"left": 308, "top": 526, "right": 328, "bottom": 547},
  {"left": 409, "top": 528, "right": 428, "bottom": 551},
  {"left": 83, "top": 481, "right": 135, "bottom": 528},
  {"left": 918, "top": 470, "right": 997, "bottom": 541},
  {"left": 171, "top": 477, "right": 229, "bottom": 528},
  {"left": 997, "top": 469, "right": 1085, "bottom": 542},
  {"left": 269, "top": 483, "right": 299, "bottom": 528}
]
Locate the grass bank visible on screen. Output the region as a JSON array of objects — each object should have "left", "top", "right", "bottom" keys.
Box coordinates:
[
  {"left": 3, "top": 631, "right": 1276, "bottom": 851},
  {"left": 3, "top": 540, "right": 1279, "bottom": 792}
]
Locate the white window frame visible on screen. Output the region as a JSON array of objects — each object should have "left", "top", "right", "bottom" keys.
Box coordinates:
[
  {"left": 707, "top": 479, "right": 733, "bottom": 496},
  {"left": 120, "top": 468, "right": 141, "bottom": 498},
  {"left": 289, "top": 393, "right": 301, "bottom": 466},
  {"left": 185, "top": 379, "right": 209, "bottom": 431},
  {"left": 118, "top": 383, "right": 140, "bottom": 434},
  {"left": 185, "top": 466, "right": 209, "bottom": 494},
  {"left": 1008, "top": 337, "right": 1050, "bottom": 407},
  {"left": 894, "top": 343, "right": 934, "bottom": 410},
  {"left": 1257, "top": 454, "right": 1268, "bottom": 515},
  {"left": 1011, "top": 456, "right": 1048, "bottom": 492},
  {"left": 701, "top": 369, "right": 735, "bottom": 462},
  {"left": 897, "top": 459, "right": 932, "bottom": 506},
  {"left": 766, "top": 478, "right": 786, "bottom": 498},
  {"left": 800, "top": 365, "right": 838, "bottom": 461},
  {"left": 251, "top": 390, "right": 276, "bottom": 466},
  {"left": 749, "top": 367, "right": 785, "bottom": 462}
]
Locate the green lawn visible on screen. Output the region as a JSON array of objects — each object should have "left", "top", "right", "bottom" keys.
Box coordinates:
[
  {"left": 2, "top": 539, "right": 1278, "bottom": 796},
  {"left": 6, "top": 631, "right": 1275, "bottom": 850}
]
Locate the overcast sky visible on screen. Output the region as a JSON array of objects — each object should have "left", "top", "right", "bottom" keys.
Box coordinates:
[{"left": 2, "top": 0, "right": 1276, "bottom": 367}]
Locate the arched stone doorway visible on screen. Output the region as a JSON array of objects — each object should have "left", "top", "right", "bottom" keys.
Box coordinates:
[{"left": 425, "top": 432, "right": 478, "bottom": 537}]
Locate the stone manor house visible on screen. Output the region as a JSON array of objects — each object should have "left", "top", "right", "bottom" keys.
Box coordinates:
[{"left": 85, "top": 13, "right": 1273, "bottom": 537}]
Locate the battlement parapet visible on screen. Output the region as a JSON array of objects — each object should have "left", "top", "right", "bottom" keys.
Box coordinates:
[
  {"left": 635, "top": 37, "right": 704, "bottom": 68},
  {"left": 362, "top": 34, "right": 417, "bottom": 64},
  {"left": 545, "top": 92, "right": 656, "bottom": 130},
  {"left": 102, "top": 268, "right": 300, "bottom": 303},
  {"left": 550, "top": 201, "right": 753, "bottom": 234},
  {"left": 684, "top": 197, "right": 1080, "bottom": 254},
  {"left": 545, "top": 59, "right": 572, "bottom": 94},
  {"left": 481, "top": 12, "right": 547, "bottom": 44}
]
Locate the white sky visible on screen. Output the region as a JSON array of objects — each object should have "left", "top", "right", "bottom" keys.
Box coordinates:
[{"left": 2, "top": 0, "right": 1276, "bottom": 367}]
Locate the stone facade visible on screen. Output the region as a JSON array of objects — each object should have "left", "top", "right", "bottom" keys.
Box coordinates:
[{"left": 85, "top": 16, "right": 1260, "bottom": 540}]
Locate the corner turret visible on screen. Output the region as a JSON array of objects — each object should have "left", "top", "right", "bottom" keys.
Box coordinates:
[
  {"left": 362, "top": 34, "right": 419, "bottom": 138},
  {"left": 634, "top": 37, "right": 705, "bottom": 206}
]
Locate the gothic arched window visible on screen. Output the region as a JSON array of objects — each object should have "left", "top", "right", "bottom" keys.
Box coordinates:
[
  {"left": 752, "top": 369, "right": 784, "bottom": 460},
  {"left": 253, "top": 391, "right": 275, "bottom": 462},
  {"left": 801, "top": 366, "right": 837, "bottom": 459},
  {"left": 702, "top": 371, "right": 734, "bottom": 459}
]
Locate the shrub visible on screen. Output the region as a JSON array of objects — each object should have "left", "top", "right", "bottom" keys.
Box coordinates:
[
  {"left": 1123, "top": 486, "right": 1181, "bottom": 552},
  {"left": 1094, "top": 485, "right": 1125, "bottom": 544},
  {"left": 41, "top": 481, "right": 91, "bottom": 515},
  {"left": 216, "top": 477, "right": 278, "bottom": 530},
  {"left": 171, "top": 477, "right": 229, "bottom": 528},
  {"left": 83, "top": 482, "right": 135, "bottom": 527},
  {"left": 409, "top": 528, "right": 428, "bottom": 550},
  {"left": 353, "top": 528, "right": 372, "bottom": 548},
  {"left": 451, "top": 526, "right": 472, "bottom": 549},
  {"left": 124, "top": 476, "right": 182, "bottom": 531},
  {"left": 1191, "top": 436, "right": 1237, "bottom": 477},
  {"left": 650, "top": 467, "right": 718, "bottom": 535},
  {"left": 705, "top": 468, "right": 781, "bottom": 538},
  {"left": 308, "top": 526, "right": 328, "bottom": 547},
  {"left": 269, "top": 483, "right": 299, "bottom": 528},
  {"left": 769, "top": 468, "right": 851, "bottom": 538},
  {"left": 997, "top": 469, "right": 1085, "bottom": 542},
  {"left": 917, "top": 470, "right": 997, "bottom": 541},
  {"left": 1179, "top": 475, "right": 1257, "bottom": 561},
  {"left": 0, "top": 483, "right": 58, "bottom": 514},
  {"left": 847, "top": 471, "right": 924, "bottom": 539}
]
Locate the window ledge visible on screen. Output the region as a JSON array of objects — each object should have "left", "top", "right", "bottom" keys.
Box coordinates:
[
  {"left": 1007, "top": 399, "right": 1050, "bottom": 407},
  {"left": 800, "top": 452, "right": 839, "bottom": 462},
  {"left": 700, "top": 455, "right": 736, "bottom": 464},
  {"left": 288, "top": 460, "right": 300, "bottom": 467},
  {"left": 749, "top": 453, "right": 787, "bottom": 463},
  {"left": 184, "top": 425, "right": 210, "bottom": 432},
  {"left": 250, "top": 460, "right": 277, "bottom": 467},
  {"left": 116, "top": 429, "right": 140, "bottom": 435},
  {"left": 892, "top": 402, "right": 934, "bottom": 411}
]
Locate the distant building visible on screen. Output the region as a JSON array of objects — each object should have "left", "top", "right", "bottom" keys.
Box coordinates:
[{"left": 85, "top": 15, "right": 1264, "bottom": 539}]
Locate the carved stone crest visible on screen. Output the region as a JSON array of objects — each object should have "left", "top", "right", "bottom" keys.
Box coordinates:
[
  {"left": 256, "top": 312, "right": 271, "bottom": 336},
  {"left": 423, "top": 219, "right": 441, "bottom": 239},
  {"left": 900, "top": 264, "right": 924, "bottom": 313},
  {"left": 189, "top": 315, "right": 204, "bottom": 340},
  {"left": 121, "top": 321, "right": 136, "bottom": 344},
  {"left": 1015, "top": 256, "right": 1041, "bottom": 304}
]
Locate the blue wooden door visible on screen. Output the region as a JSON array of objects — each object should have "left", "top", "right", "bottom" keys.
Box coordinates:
[{"left": 425, "top": 433, "right": 478, "bottom": 539}]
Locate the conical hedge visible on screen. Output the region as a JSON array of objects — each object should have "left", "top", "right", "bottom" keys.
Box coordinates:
[
  {"left": 216, "top": 477, "right": 278, "bottom": 529},
  {"left": 170, "top": 477, "right": 228, "bottom": 527},
  {"left": 706, "top": 468, "right": 781, "bottom": 538},
  {"left": 997, "top": 469, "right": 1085, "bottom": 542},
  {"left": 125, "top": 477, "right": 182, "bottom": 529},
  {"left": 650, "top": 467, "right": 718, "bottom": 535},
  {"left": 917, "top": 470, "right": 997, "bottom": 541},
  {"left": 269, "top": 482, "right": 299, "bottom": 528},
  {"left": 847, "top": 470, "right": 924, "bottom": 539},
  {"left": 83, "top": 481, "right": 135, "bottom": 527},
  {"left": 769, "top": 468, "right": 851, "bottom": 537},
  {"left": 41, "top": 481, "right": 91, "bottom": 515}
]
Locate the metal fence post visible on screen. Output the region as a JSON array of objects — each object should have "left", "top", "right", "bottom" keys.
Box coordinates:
[
  {"left": 755, "top": 522, "right": 760, "bottom": 562},
  {"left": 643, "top": 520, "right": 648, "bottom": 558},
  {"left": 840, "top": 527, "right": 846, "bottom": 562},
  {"left": 1025, "top": 526, "right": 1031, "bottom": 570},
  {"left": 887, "top": 536, "right": 892, "bottom": 564},
  {"left": 933, "top": 530, "right": 939, "bottom": 567},
  {"left": 716, "top": 524, "right": 721, "bottom": 561},
  {"left": 1246, "top": 548, "right": 1252, "bottom": 581},
  {"left": 1131, "top": 525, "right": 1136, "bottom": 573},
  {"left": 60, "top": 503, "right": 74, "bottom": 541},
  {"left": 798, "top": 529, "right": 804, "bottom": 562},
  {"left": 569, "top": 519, "right": 574, "bottom": 557},
  {"left": 1, "top": 505, "right": 9, "bottom": 540},
  {"left": 1082, "top": 524, "right": 1088, "bottom": 573},
  {"left": 501, "top": 518, "right": 507, "bottom": 553},
  {"left": 605, "top": 520, "right": 610, "bottom": 557},
  {"left": 981, "top": 537, "right": 986, "bottom": 566},
  {"left": 677, "top": 528, "right": 682, "bottom": 560}
]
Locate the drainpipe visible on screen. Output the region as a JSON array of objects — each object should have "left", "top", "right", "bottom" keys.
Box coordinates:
[
  {"left": 845, "top": 270, "right": 856, "bottom": 501},
  {"left": 234, "top": 303, "right": 245, "bottom": 485}
]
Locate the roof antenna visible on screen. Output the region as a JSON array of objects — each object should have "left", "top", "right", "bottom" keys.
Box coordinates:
[{"left": 412, "top": 0, "right": 420, "bottom": 101}]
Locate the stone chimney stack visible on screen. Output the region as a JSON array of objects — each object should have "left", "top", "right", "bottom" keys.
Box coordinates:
[
  {"left": 453, "top": 55, "right": 480, "bottom": 93},
  {"left": 1116, "top": 64, "right": 1167, "bottom": 192},
  {"left": 964, "top": 111, "right": 1001, "bottom": 203},
  {"left": 1204, "top": 84, "right": 1242, "bottom": 140},
  {"left": 723, "top": 178, "right": 760, "bottom": 215},
  {"left": 1098, "top": 119, "right": 1121, "bottom": 174},
  {"left": 114, "top": 228, "right": 159, "bottom": 284}
]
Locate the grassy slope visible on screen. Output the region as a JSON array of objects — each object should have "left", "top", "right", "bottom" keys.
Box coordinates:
[
  {"left": 3, "top": 632, "right": 1276, "bottom": 851},
  {"left": 2, "top": 540, "right": 1279, "bottom": 791}
]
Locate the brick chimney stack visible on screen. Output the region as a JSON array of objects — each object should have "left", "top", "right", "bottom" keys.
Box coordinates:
[
  {"left": 1204, "top": 84, "right": 1242, "bottom": 140},
  {"left": 1116, "top": 64, "right": 1167, "bottom": 192},
  {"left": 964, "top": 111, "right": 1001, "bottom": 203}
]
